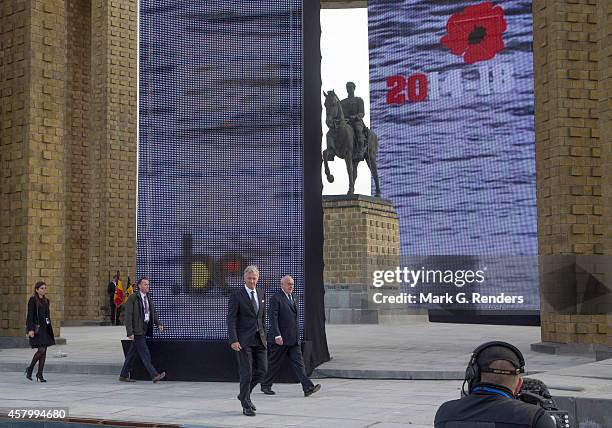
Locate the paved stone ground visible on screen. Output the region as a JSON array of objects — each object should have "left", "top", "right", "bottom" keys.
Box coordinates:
[
  {"left": 0, "top": 324, "right": 610, "bottom": 427},
  {"left": 0, "top": 372, "right": 458, "bottom": 427}
]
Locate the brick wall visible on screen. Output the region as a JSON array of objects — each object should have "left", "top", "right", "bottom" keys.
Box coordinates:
[
  {"left": 0, "top": 0, "right": 29, "bottom": 335},
  {"left": 89, "top": 0, "right": 137, "bottom": 319},
  {"left": 597, "top": 1, "right": 612, "bottom": 347},
  {"left": 26, "top": 0, "right": 68, "bottom": 336},
  {"left": 534, "top": 0, "right": 611, "bottom": 347},
  {"left": 0, "top": 0, "right": 137, "bottom": 340},
  {"left": 323, "top": 196, "right": 399, "bottom": 287},
  {"left": 64, "top": 0, "right": 91, "bottom": 320}
]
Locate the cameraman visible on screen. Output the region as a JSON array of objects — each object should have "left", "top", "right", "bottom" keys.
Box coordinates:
[{"left": 434, "top": 341, "right": 556, "bottom": 428}]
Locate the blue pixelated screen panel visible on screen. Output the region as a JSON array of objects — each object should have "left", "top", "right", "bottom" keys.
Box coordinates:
[
  {"left": 138, "top": 1, "right": 304, "bottom": 339},
  {"left": 368, "top": 1, "right": 539, "bottom": 309}
]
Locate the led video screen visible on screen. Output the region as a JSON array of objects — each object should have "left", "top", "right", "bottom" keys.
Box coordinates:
[
  {"left": 138, "top": 1, "right": 304, "bottom": 339},
  {"left": 368, "top": 1, "right": 538, "bottom": 310}
]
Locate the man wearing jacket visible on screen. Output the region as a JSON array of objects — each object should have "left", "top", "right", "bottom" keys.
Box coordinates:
[
  {"left": 119, "top": 276, "right": 165, "bottom": 383},
  {"left": 434, "top": 342, "right": 556, "bottom": 427},
  {"left": 260, "top": 275, "right": 320, "bottom": 397},
  {"left": 227, "top": 265, "right": 267, "bottom": 417}
]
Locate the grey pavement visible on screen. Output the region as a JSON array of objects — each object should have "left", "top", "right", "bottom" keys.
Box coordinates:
[
  {"left": 0, "top": 372, "right": 457, "bottom": 427},
  {"left": 0, "top": 324, "right": 610, "bottom": 427}
]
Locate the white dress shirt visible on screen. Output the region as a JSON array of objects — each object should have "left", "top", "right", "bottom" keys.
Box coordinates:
[
  {"left": 244, "top": 285, "right": 259, "bottom": 312},
  {"left": 140, "top": 291, "right": 150, "bottom": 323}
]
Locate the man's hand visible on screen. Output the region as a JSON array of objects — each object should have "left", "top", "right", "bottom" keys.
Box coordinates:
[
  {"left": 159, "top": 325, "right": 164, "bottom": 333},
  {"left": 275, "top": 336, "right": 283, "bottom": 346},
  {"left": 231, "top": 341, "right": 242, "bottom": 351},
  {"left": 127, "top": 335, "right": 134, "bottom": 340},
  {"left": 27, "top": 330, "right": 34, "bottom": 338}
]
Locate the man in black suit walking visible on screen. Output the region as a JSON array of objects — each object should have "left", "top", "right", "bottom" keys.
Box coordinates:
[
  {"left": 118, "top": 276, "right": 165, "bottom": 383},
  {"left": 227, "top": 265, "right": 267, "bottom": 416},
  {"left": 260, "top": 275, "right": 320, "bottom": 397}
]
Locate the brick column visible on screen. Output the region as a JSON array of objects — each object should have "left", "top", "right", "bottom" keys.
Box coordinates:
[
  {"left": 88, "top": 0, "right": 137, "bottom": 320},
  {"left": 0, "top": 0, "right": 138, "bottom": 345},
  {"left": 598, "top": 1, "right": 612, "bottom": 349},
  {"left": 533, "top": 0, "right": 610, "bottom": 349},
  {"left": 0, "top": 0, "right": 68, "bottom": 344},
  {"left": 323, "top": 195, "right": 400, "bottom": 323},
  {"left": 0, "top": 0, "right": 30, "bottom": 342},
  {"left": 27, "top": 0, "right": 69, "bottom": 337},
  {"left": 63, "top": 0, "right": 91, "bottom": 320}
]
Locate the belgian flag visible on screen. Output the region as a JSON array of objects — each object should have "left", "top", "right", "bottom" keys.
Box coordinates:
[{"left": 113, "top": 280, "right": 124, "bottom": 308}]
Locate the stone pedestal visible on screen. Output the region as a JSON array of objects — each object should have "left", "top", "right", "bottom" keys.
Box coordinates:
[{"left": 323, "top": 195, "right": 400, "bottom": 324}]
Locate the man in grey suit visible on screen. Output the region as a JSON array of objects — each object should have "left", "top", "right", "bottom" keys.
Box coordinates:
[
  {"left": 119, "top": 276, "right": 165, "bottom": 383},
  {"left": 227, "top": 265, "right": 267, "bottom": 416},
  {"left": 260, "top": 275, "right": 320, "bottom": 397}
]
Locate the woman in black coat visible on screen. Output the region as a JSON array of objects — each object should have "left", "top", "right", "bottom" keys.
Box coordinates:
[{"left": 25, "top": 281, "right": 55, "bottom": 382}]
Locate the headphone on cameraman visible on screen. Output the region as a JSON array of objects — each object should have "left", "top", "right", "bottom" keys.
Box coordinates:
[{"left": 462, "top": 341, "right": 525, "bottom": 396}]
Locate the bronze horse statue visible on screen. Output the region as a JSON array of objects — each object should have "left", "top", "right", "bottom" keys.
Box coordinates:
[{"left": 322, "top": 90, "right": 381, "bottom": 197}]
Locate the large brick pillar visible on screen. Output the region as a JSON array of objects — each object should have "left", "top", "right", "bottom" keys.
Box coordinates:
[
  {"left": 533, "top": 0, "right": 611, "bottom": 351},
  {"left": 0, "top": 0, "right": 31, "bottom": 343},
  {"left": 0, "top": 0, "right": 68, "bottom": 344},
  {"left": 88, "top": 0, "right": 137, "bottom": 320},
  {"left": 0, "top": 0, "right": 137, "bottom": 345},
  {"left": 598, "top": 1, "right": 612, "bottom": 351}
]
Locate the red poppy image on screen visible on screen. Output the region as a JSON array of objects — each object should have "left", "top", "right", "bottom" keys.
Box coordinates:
[{"left": 440, "top": 2, "right": 507, "bottom": 65}]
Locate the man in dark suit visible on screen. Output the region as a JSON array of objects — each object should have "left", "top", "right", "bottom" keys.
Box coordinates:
[
  {"left": 260, "top": 275, "right": 320, "bottom": 397},
  {"left": 107, "top": 273, "right": 117, "bottom": 324},
  {"left": 227, "top": 265, "right": 267, "bottom": 417},
  {"left": 118, "top": 276, "right": 166, "bottom": 383}
]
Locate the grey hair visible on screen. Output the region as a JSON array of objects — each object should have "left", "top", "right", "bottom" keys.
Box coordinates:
[{"left": 244, "top": 265, "right": 260, "bottom": 277}]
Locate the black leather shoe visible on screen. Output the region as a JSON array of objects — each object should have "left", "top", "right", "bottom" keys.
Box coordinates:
[
  {"left": 261, "top": 387, "right": 276, "bottom": 395},
  {"left": 242, "top": 407, "right": 256, "bottom": 416},
  {"left": 237, "top": 396, "right": 256, "bottom": 411},
  {"left": 304, "top": 384, "right": 321, "bottom": 397},
  {"left": 36, "top": 374, "right": 47, "bottom": 383},
  {"left": 25, "top": 367, "right": 33, "bottom": 381}
]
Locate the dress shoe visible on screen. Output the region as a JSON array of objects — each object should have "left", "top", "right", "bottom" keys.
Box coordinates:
[
  {"left": 36, "top": 374, "right": 47, "bottom": 383},
  {"left": 152, "top": 371, "right": 166, "bottom": 383},
  {"left": 25, "top": 367, "right": 33, "bottom": 381},
  {"left": 261, "top": 387, "right": 276, "bottom": 395},
  {"left": 242, "top": 407, "right": 256, "bottom": 416},
  {"left": 236, "top": 396, "right": 256, "bottom": 411},
  {"left": 119, "top": 376, "right": 136, "bottom": 382},
  {"left": 304, "top": 384, "right": 321, "bottom": 397}
]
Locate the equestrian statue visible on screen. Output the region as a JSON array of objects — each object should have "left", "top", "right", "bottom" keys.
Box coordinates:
[{"left": 322, "top": 82, "right": 381, "bottom": 197}]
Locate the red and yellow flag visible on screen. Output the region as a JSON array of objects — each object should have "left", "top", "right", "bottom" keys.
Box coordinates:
[{"left": 113, "top": 280, "right": 124, "bottom": 308}]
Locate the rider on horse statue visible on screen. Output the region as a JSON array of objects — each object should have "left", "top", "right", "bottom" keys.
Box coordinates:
[{"left": 340, "top": 82, "right": 367, "bottom": 160}]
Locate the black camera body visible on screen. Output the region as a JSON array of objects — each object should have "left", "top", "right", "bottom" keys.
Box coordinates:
[{"left": 518, "top": 378, "right": 570, "bottom": 428}]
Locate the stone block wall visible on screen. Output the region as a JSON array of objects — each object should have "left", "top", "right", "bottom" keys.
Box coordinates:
[
  {"left": 0, "top": 0, "right": 137, "bottom": 342},
  {"left": 323, "top": 195, "right": 400, "bottom": 323},
  {"left": 534, "top": 0, "right": 611, "bottom": 347}
]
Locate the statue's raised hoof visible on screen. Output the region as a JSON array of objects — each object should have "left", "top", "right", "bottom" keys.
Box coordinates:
[{"left": 327, "top": 175, "right": 335, "bottom": 183}]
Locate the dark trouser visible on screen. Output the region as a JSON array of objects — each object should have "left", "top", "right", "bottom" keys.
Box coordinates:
[
  {"left": 119, "top": 334, "right": 158, "bottom": 379},
  {"left": 115, "top": 305, "right": 122, "bottom": 326},
  {"left": 236, "top": 341, "right": 267, "bottom": 407},
  {"left": 109, "top": 299, "right": 116, "bottom": 323},
  {"left": 261, "top": 343, "right": 314, "bottom": 391}
]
